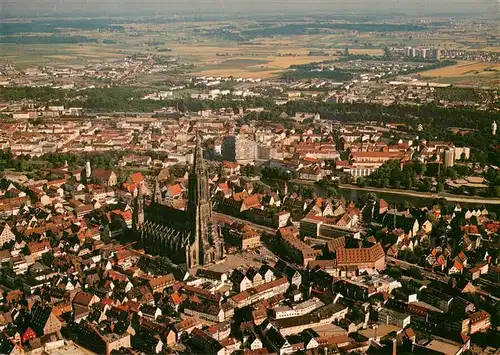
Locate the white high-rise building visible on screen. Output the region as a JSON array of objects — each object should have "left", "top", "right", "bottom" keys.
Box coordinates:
[
  {"left": 492, "top": 121, "right": 497, "bottom": 136},
  {"left": 444, "top": 148, "right": 455, "bottom": 168},
  {"left": 222, "top": 135, "right": 257, "bottom": 164},
  {"left": 85, "top": 161, "right": 91, "bottom": 179}
]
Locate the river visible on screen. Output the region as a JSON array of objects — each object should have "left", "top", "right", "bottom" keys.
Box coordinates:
[{"left": 264, "top": 178, "right": 500, "bottom": 210}]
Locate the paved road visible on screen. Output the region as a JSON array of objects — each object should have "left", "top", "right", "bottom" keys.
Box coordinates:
[
  {"left": 213, "top": 212, "right": 277, "bottom": 235},
  {"left": 387, "top": 256, "right": 450, "bottom": 283}
]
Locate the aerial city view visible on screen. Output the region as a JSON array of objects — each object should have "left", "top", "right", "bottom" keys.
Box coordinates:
[{"left": 0, "top": 0, "right": 499, "bottom": 353}]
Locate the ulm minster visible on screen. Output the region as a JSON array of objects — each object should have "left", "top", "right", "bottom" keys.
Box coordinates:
[{"left": 135, "top": 134, "right": 224, "bottom": 269}]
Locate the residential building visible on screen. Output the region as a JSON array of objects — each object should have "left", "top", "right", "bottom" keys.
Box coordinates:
[
  {"left": 335, "top": 243, "right": 386, "bottom": 271},
  {"left": 222, "top": 135, "right": 257, "bottom": 164},
  {"left": 271, "top": 303, "right": 349, "bottom": 336},
  {"left": 0, "top": 223, "right": 15, "bottom": 247},
  {"left": 92, "top": 169, "right": 117, "bottom": 187},
  {"left": 468, "top": 311, "right": 490, "bottom": 334},
  {"left": 273, "top": 298, "right": 325, "bottom": 319},
  {"left": 378, "top": 309, "right": 411, "bottom": 328}
]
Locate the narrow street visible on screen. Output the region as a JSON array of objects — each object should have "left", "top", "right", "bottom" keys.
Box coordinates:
[
  {"left": 387, "top": 256, "right": 450, "bottom": 283},
  {"left": 213, "top": 212, "right": 277, "bottom": 235}
]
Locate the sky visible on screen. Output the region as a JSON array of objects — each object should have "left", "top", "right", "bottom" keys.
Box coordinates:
[{"left": 0, "top": 0, "right": 493, "bottom": 17}]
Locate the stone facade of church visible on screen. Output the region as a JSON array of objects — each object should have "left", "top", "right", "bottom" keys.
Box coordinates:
[{"left": 134, "top": 135, "right": 224, "bottom": 268}]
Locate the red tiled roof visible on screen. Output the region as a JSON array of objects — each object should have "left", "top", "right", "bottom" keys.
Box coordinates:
[
  {"left": 171, "top": 292, "right": 185, "bottom": 305},
  {"left": 453, "top": 260, "right": 463, "bottom": 271},
  {"left": 27, "top": 240, "right": 50, "bottom": 254},
  {"left": 168, "top": 183, "right": 183, "bottom": 197},
  {"left": 351, "top": 151, "right": 404, "bottom": 158},
  {"left": 243, "top": 195, "right": 260, "bottom": 208},
  {"left": 92, "top": 169, "right": 114, "bottom": 180},
  {"left": 107, "top": 270, "right": 128, "bottom": 282},
  {"left": 404, "top": 328, "right": 416, "bottom": 339},
  {"left": 129, "top": 172, "right": 145, "bottom": 185},
  {"left": 222, "top": 161, "right": 240, "bottom": 169},
  {"left": 149, "top": 274, "right": 175, "bottom": 290},
  {"left": 218, "top": 183, "right": 229, "bottom": 190},
  {"left": 233, "top": 191, "right": 250, "bottom": 202},
  {"left": 72, "top": 291, "right": 94, "bottom": 307},
  {"left": 461, "top": 225, "right": 479, "bottom": 234},
  {"left": 122, "top": 182, "right": 136, "bottom": 194},
  {"left": 469, "top": 310, "right": 490, "bottom": 324},
  {"left": 336, "top": 243, "right": 385, "bottom": 266},
  {"left": 111, "top": 209, "right": 133, "bottom": 221}
]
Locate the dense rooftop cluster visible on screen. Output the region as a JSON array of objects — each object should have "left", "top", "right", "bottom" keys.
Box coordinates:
[{"left": 0, "top": 131, "right": 499, "bottom": 354}]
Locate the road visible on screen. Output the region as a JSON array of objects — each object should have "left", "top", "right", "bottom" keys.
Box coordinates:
[
  {"left": 387, "top": 256, "right": 450, "bottom": 283},
  {"left": 213, "top": 212, "right": 277, "bottom": 235}
]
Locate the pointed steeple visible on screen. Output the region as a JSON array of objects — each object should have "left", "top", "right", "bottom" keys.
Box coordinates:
[
  {"left": 187, "top": 130, "right": 212, "bottom": 267},
  {"left": 193, "top": 131, "right": 204, "bottom": 173},
  {"left": 154, "top": 177, "right": 162, "bottom": 204},
  {"left": 133, "top": 182, "right": 144, "bottom": 229}
]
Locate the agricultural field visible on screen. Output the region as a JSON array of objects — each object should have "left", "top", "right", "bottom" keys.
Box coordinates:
[
  {"left": 1, "top": 43, "right": 127, "bottom": 67},
  {"left": 418, "top": 61, "right": 500, "bottom": 87},
  {"left": 192, "top": 54, "right": 334, "bottom": 78},
  {"left": 1, "top": 16, "right": 498, "bottom": 80}
]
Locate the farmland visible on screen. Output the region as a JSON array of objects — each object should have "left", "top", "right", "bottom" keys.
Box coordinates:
[
  {"left": 1, "top": 16, "right": 498, "bottom": 82},
  {"left": 418, "top": 61, "right": 500, "bottom": 87}
]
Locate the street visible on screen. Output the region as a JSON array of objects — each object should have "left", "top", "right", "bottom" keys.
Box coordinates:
[
  {"left": 387, "top": 256, "right": 450, "bottom": 283},
  {"left": 213, "top": 212, "right": 277, "bottom": 235}
]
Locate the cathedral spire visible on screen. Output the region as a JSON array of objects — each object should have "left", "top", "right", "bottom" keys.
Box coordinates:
[
  {"left": 193, "top": 131, "right": 204, "bottom": 173},
  {"left": 154, "top": 177, "right": 162, "bottom": 204},
  {"left": 133, "top": 182, "right": 144, "bottom": 229}
]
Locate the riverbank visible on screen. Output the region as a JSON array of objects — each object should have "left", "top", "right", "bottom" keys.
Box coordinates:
[
  {"left": 268, "top": 178, "right": 500, "bottom": 208},
  {"left": 338, "top": 184, "right": 500, "bottom": 205}
]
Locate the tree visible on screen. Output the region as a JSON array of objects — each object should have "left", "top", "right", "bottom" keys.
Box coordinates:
[
  {"left": 168, "top": 164, "right": 188, "bottom": 178},
  {"left": 41, "top": 252, "right": 54, "bottom": 267},
  {"left": 420, "top": 237, "right": 430, "bottom": 250},
  {"left": 360, "top": 192, "right": 378, "bottom": 205},
  {"left": 241, "top": 164, "right": 260, "bottom": 177},
  {"left": 386, "top": 267, "right": 402, "bottom": 280},
  {"left": 407, "top": 266, "right": 424, "bottom": 279},
  {"left": 420, "top": 178, "right": 432, "bottom": 192},
  {"left": 326, "top": 187, "right": 338, "bottom": 198},
  {"left": 445, "top": 168, "right": 458, "bottom": 180}
]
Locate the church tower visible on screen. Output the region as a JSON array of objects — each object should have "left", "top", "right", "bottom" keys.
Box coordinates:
[
  {"left": 187, "top": 133, "right": 213, "bottom": 267},
  {"left": 133, "top": 182, "right": 144, "bottom": 229},
  {"left": 153, "top": 177, "right": 163, "bottom": 204}
]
